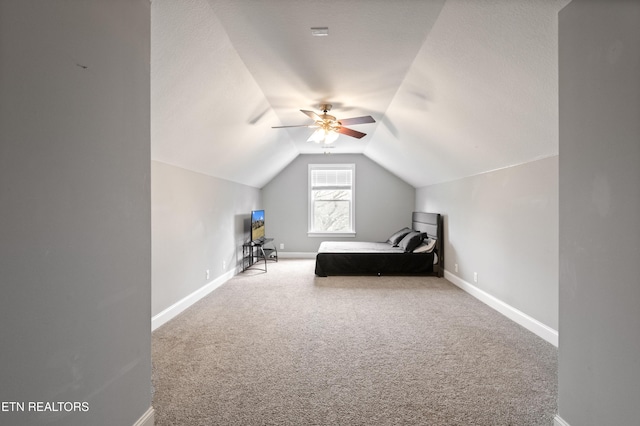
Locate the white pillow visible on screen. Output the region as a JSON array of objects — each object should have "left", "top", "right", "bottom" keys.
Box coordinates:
[{"left": 413, "top": 238, "right": 436, "bottom": 253}]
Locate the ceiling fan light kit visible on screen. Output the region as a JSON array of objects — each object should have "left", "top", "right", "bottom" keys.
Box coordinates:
[
  {"left": 273, "top": 103, "right": 375, "bottom": 144},
  {"left": 308, "top": 127, "right": 339, "bottom": 144}
]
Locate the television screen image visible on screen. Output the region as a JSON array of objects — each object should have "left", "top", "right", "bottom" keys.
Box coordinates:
[{"left": 251, "top": 210, "right": 265, "bottom": 242}]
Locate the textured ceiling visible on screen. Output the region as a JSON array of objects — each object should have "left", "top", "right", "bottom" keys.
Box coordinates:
[{"left": 151, "top": 0, "right": 569, "bottom": 188}]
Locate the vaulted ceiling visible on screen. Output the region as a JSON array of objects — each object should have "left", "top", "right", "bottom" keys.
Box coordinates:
[{"left": 151, "top": 0, "right": 569, "bottom": 188}]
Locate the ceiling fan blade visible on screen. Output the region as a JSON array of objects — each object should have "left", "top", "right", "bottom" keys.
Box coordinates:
[
  {"left": 338, "top": 116, "right": 376, "bottom": 126},
  {"left": 300, "top": 109, "right": 323, "bottom": 122},
  {"left": 271, "top": 124, "right": 314, "bottom": 128},
  {"left": 337, "top": 127, "right": 367, "bottom": 139}
]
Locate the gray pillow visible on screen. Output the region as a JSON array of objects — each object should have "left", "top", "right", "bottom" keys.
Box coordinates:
[
  {"left": 413, "top": 238, "right": 437, "bottom": 253},
  {"left": 398, "top": 231, "right": 424, "bottom": 252},
  {"left": 386, "top": 227, "right": 412, "bottom": 246}
]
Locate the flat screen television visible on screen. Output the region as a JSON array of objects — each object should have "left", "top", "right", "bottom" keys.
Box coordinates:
[{"left": 251, "top": 209, "right": 265, "bottom": 243}]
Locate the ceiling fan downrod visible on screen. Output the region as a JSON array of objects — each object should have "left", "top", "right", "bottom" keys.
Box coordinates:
[{"left": 318, "top": 104, "right": 336, "bottom": 122}]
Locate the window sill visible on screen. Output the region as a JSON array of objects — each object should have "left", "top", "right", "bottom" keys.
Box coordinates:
[{"left": 308, "top": 232, "right": 356, "bottom": 238}]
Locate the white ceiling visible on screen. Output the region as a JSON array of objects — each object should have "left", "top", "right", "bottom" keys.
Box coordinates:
[{"left": 151, "top": 0, "right": 569, "bottom": 188}]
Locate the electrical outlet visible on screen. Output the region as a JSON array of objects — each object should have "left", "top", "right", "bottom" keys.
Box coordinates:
[
  {"left": 454, "top": 263, "right": 458, "bottom": 273},
  {"left": 280, "top": 243, "right": 284, "bottom": 250},
  {"left": 206, "top": 269, "right": 210, "bottom": 280},
  {"left": 473, "top": 272, "right": 478, "bottom": 283},
  {"left": 222, "top": 260, "right": 226, "bottom": 270}
]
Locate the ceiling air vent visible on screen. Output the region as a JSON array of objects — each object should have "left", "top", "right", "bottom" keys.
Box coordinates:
[{"left": 311, "top": 27, "right": 329, "bottom": 37}]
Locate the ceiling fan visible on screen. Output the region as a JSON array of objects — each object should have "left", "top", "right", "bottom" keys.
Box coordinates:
[{"left": 272, "top": 104, "right": 376, "bottom": 144}]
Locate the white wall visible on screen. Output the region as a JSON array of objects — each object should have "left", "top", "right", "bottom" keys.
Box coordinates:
[
  {"left": 0, "top": 1, "right": 152, "bottom": 425},
  {"left": 262, "top": 154, "right": 416, "bottom": 253},
  {"left": 416, "top": 156, "right": 559, "bottom": 331},
  {"left": 152, "top": 161, "right": 261, "bottom": 318},
  {"left": 558, "top": 1, "right": 640, "bottom": 424}
]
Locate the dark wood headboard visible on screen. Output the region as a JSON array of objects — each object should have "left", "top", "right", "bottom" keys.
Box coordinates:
[{"left": 412, "top": 212, "right": 444, "bottom": 277}]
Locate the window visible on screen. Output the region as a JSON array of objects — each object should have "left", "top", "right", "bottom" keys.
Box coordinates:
[{"left": 308, "top": 164, "right": 355, "bottom": 237}]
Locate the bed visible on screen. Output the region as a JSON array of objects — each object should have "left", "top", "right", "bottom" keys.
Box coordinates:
[{"left": 315, "top": 212, "right": 444, "bottom": 277}]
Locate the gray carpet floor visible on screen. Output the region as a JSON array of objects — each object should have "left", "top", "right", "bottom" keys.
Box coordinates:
[{"left": 152, "top": 259, "right": 557, "bottom": 425}]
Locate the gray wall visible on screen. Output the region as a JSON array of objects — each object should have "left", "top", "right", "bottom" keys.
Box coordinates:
[
  {"left": 0, "top": 2, "right": 151, "bottom": 426},
  {"left": 262, "top": 154, "right": 416, "bottom": 253},
  {"left": 558, "top": 1, "right": 640, "bottom": 424},
  {"left": 152, "top": 161, "right": 261, "bottom": 316},
  {"left": 416, "top": 156, "right": 559, "bottom": 330}
]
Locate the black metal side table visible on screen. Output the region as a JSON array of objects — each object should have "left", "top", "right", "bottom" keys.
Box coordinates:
[{"left": 242, "top": 238, "right": 278, "bottom": 272}]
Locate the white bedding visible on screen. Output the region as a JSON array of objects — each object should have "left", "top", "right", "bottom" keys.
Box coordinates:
[
  {"left": 317, "top": 241, "right": 404, "bottom": 254},
  {"left": 317, "top": 241, "right": 438, "bottom": 264}
]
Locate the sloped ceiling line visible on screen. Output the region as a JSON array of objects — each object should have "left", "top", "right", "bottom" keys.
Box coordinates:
[{"left": 152, "top": 0, "right": 564, "bottom": 189}]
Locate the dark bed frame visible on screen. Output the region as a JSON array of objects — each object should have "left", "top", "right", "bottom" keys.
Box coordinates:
[
  {"left": 412, "top": 211, "right": 444, "bottom": 277},
  {"left": 314, "top": 212, "right": 444, "bottom": 277}
]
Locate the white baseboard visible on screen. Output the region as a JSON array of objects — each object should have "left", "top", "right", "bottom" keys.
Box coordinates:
[
  {"left": 152, "top": 269, "right": 235, "bottom": 331},
  {"left": 133, "top": 407, "right": 154, "bottom": 426},
  {"left": 554, "top": 414, "right": 571, "bottom": 426},
  {"left": 444, "top": 270, "right": 558, "bottom": 347},
  {"left": 278, "top": 252, "right": 317, "bottom": 259}
]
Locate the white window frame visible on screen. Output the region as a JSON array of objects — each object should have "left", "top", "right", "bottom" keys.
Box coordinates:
[{"left": 308, "top": 163, "right": 356, "bottom": 237}]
